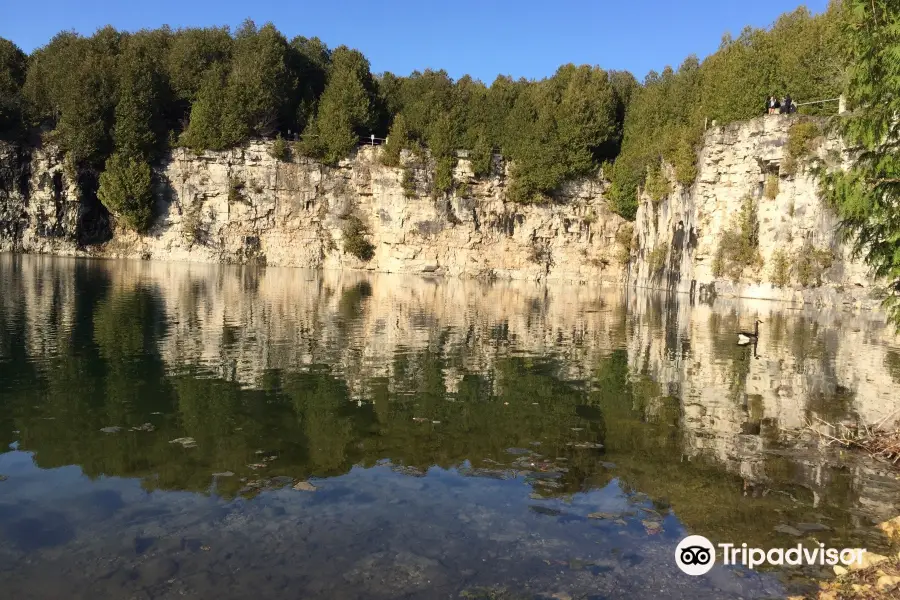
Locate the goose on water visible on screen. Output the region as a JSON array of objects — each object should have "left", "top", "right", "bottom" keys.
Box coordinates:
[{"left": 737, "top": 319, "right": 762, "bottom": 345}]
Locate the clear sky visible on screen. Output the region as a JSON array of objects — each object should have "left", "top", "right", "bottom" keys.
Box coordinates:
[{"left": 0, "top": 0, "right": 830, "bottom": 82}]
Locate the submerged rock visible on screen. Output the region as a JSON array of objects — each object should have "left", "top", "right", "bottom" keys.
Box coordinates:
[
  {"left": 168, "top": 437, "right": 197, "bottom": 448},
  {"left": 292, "top": 481, "right": 317, "bottom": 492}
]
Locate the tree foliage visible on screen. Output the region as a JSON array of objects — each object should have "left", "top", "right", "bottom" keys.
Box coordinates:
[
  {"left": 300, "top": 46, "right": 378, "bottom": 164},
  {"left": 609, "top": 5, "right": 843, "bottom": 219},
  {"left": 821, "top": 0, "right": 900, "bottom": 326},
  {"left": 97, "top": 153, "right": 154, "bottom": 232},
  {"left": 0, "top": 6, "right": 848, "bottom": 226},
  {"left": 0, "top": 38, "right": 27, "bottom": 140}
]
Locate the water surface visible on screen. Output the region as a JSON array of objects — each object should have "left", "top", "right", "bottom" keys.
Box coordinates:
[{"left": 1, "top": 254, "right": 899, "bottom": 599}]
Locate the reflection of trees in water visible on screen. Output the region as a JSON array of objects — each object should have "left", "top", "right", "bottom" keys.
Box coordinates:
[
  {"left": 884, "top": 350, "right": 900, "bottom": 384},
  {"left": 0, "top": 263, "right": 890, "bottom": 555}
]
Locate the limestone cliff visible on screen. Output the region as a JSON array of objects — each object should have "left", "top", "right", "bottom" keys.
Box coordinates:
[
  {"left": 630, "top": 115, "right": 879, "bottom": 308},
  {"left": 0, "top": 142, "right": 627, "bottom": 284},
  {"left": 0, "top": 116, "right": 886, "bottom": 305}
]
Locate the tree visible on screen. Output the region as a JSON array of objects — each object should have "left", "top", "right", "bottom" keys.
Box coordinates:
[
  {"left": 288, "top": 35, "right": 330, "bottom": 134},
  {"left": 23, "top": 28, "right": 121, "bottom": 170},
  {"left": 180, "top": 63, "right": 230, "bottom": 151},
  {"left": 301, "top": 46, "right": 377, "bottom": 164},
  {"left": 0, "top": 38, "right": 27, "bottom": 139},
  {"left": 220, "top": 21, "right": 294, "bottom": 140},
  {"left": 381, "top": 113, "right": 410, "bottom": 167},
  {"left": 821, "top": 0, "right": 900, "bottom": 325},
  {"left": 166, "top": 27, "right": 232, "bottom": 126},
  {"left": 114, "top": 31, "right": 171, "bottom": 161},
  {"left": 97, "top": 153, "right": 154, "bottom": 232}
]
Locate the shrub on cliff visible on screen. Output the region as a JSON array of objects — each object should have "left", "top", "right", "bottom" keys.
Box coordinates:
[
  {"left": 782, "top": 120, "right": 823, "bottom": 175},
  {"left": 268, "top": 135, "right": 290, "bottom": 161},
  {"left": 712, "top": 195, "right": 762, "bottom": 280},
  {"left": 342, "top": 215, "right": 375, "bottom": 261},
  {"left": 644, "top": 163, "right": 670, "bottom": 204},
  {"left": 97, "top": 153, "right": 154, "bottom": 232},
  {"left": 380, "top": 114, "right": 409, "bottom": 168}
]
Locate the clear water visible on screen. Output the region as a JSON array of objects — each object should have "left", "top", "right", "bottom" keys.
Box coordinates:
[{"left": 1, "top": 254, "right": 899, "bottom": 599}]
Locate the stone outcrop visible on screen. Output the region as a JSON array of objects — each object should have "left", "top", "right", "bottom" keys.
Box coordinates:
[
  {"left": 0, "top": 115, "right": 887, "bottom": 306},
  {"left": 631, "top": 115, "right": 879, "bottom": 308},
  {"left": 0, "top": 142, "right": 628, "bottom": 284}
]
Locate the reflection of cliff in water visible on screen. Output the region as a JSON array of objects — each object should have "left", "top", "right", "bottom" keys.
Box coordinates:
[{"left": 1, "top": 254, "right": 900, "bottom": 551}]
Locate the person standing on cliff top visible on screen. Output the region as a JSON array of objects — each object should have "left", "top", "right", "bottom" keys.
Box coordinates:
[
  {"left": 767, "top": 96, "right": 781, "bottom": 115},
  {"left": 780, "top": 95, "right": 792, "bottom": 114}
]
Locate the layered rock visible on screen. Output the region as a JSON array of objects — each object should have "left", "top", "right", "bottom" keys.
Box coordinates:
[
  {"left": 0, "top": 142, "right": 628, "bottom": 284},
  {"left": 631, "top": 115, "right": 878, "bottom": 308},
  {"left": 0, "top": 116, "right": 887, "bottom": 306}
]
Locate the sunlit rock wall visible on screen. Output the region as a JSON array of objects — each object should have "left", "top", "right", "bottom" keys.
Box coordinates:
[
  {"left": 0, "top": 115, "right": 889, "bottom": 305},
  {"left": 0, "top": 142, "right": 628, "bottom": 284},
  {"left": 631, "top": 115, "right": 879, "bottom": 308}
]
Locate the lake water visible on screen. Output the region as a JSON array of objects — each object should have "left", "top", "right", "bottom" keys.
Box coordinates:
[{"left": 1, "top": 254, "right": 900, "bottom": 599}]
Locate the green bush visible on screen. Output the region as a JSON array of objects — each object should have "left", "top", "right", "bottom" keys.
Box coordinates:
[
  {"left": 342, "top": 215, "right": 374, "bottom": 261},
  {"left": 796, "top": 245, "right": 833, "bottom": 287},
  {"left": 764, "top": 174, "right": 780, "bottom": 199},
  {"left": 228, "top": 176, "right": 246, "bottom": 203},
  {"left": 269, "top": 135, "right": 290, "bottom": 161},
  {"left": 434, "top": 156, "right": 456, "bottom": 195},
  {"left": 380, "top": 113, "right": 409, "bottom": 167},
  {"left": 647, "top": 243, "right": 668, "bottom": 274},
  {"left": 782, "top": 120, "right": 822, "bottom": 175},
  {"left": 615, "top": 223, "right": 635, "bottom": 264},
  {"left": 769, "top": 250, "right": 790, "bottom": 287},
  {"left": 401, "top": 167, "right": 417, "bottom": 198},
  {"left": 644, "top": 163, "right": 671, "bottom": 204},
  {"left": 712, "top": 195, "right": 761, "bottom": 280},
  {"left": 97, "top": 153, "right": 154, "bottom": 232}
]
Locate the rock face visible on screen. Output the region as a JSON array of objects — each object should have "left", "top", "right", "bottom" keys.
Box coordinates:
[
  {"left": 631, "top": 115, "right": 878, "bottom": 308},
  {"left": 0, "top": 116, "right": 885, "bottom": 305},
  {"left": 0, "top": 142, "right": 628, "bottom": 284}
]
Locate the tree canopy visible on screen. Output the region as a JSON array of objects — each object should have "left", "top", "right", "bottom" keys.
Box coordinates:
[
  {"left": 0, "top": 5, "right": 846, "bottom": 230},
  {"left": 821, "top": 0, "right": 900, "bottom": 326}
]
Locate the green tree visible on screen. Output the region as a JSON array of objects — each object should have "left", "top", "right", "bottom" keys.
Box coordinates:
[
  {"left": 179, "top": 63, "right": 230, "bottom": 152},
  {"left": 220, "top": 21, "right": 294, "bottom": 141},
  {"left": 0, "top": 38, "right": 27, "bottom": 139},
  {"left": 166, "top": 27, "right": 232, "bottom": 125},
  {"left": 288, "top": 35, "right": 330, "bottom": 134},
  {"left": 114, "top": 31, "right": 171, "bottom": 161},
  {"left": 821, "top": 0, "right": 900, "bottom": 325},
  {"left": 381, "top": 113, "right": 410, "bottom": 167},
  {"left": 301, "top": 46, "right": 377, "bottom": 164},
  {"left": 97, "top": 152, "right": 154, "bottom": 232},
  {"left": 24, "top": 28, "right": 121, "bottom": 170}
]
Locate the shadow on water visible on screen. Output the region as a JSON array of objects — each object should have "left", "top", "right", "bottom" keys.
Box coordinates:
[{"left": 1, "top": 255, "right": 900, "bottom": 599}]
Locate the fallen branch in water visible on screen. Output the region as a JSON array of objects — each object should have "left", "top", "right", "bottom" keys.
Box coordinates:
[{"left": 805, "top": 415, "right": 900, "bottom": 467}]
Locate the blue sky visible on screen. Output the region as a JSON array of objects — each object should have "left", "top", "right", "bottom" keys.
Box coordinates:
[{"left": 1, "top": 0, "right": 830, "bottom": 82}]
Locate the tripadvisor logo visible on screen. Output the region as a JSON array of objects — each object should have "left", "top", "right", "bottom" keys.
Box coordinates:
[
  {"left": 675, "top": 535, "right": 866, "bottom": 576},
  {"left": 676, "top": 535, "right": 716, "bottom": 576}
]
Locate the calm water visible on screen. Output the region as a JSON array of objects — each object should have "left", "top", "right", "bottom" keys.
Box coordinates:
[{"left": 2, "top": 254, "right": 900, "bottom": 599}]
